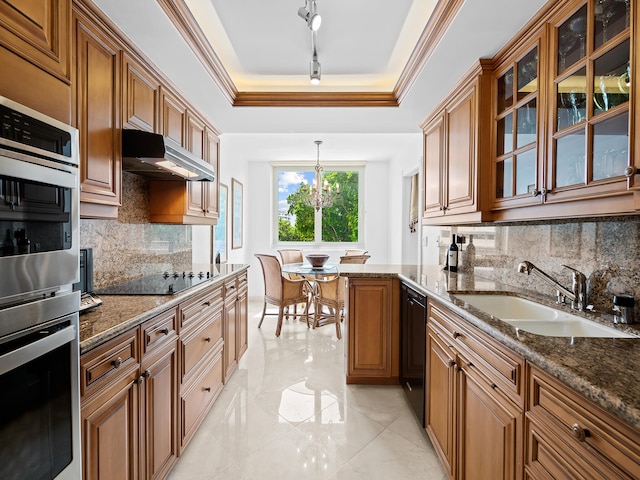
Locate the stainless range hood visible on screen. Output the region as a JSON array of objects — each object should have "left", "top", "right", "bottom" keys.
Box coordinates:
[{"left": 122, "top": 129, "right": 215, "bottom": 181}]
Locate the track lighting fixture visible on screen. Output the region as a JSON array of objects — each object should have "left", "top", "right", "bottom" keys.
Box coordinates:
[
  {"left": 310, "top": 57, "right": 321, "bottom": 85},
  {"left": 298, "top": 0, "right": 321, "bottom": 31}
]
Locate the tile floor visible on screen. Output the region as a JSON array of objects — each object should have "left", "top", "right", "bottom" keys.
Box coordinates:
[{"left": 168, "top": 298, "right": 447, "bottom": 480}]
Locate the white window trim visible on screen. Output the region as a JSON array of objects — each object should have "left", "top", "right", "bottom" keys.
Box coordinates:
[{"left": 272, "top": 162, "right": 365, "bottom": 249}]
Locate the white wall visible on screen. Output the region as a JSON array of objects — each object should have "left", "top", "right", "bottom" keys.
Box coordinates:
[{"left": 218, "top": 133, "right": 422, "bottom": 296}]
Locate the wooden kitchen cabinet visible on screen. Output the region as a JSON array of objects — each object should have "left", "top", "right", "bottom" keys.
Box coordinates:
[
  {"left": 490, "top": 0, "right": 636, "bottom": 221},
  {"left": 80, "top": 329, "right": 140, "bottom": 480},
  {"left": 526, "top": 364, "right": 640, "bottom": 479},
  {"left": 421, "top": 60, "right": 493, "bottom": 225},
  {"left": 0, "top": 0, "right": 72, "bottom": 122},
  {"left": 140, "top": 309, "right": 179, "bottom": 480},
  {"left": 237, "top": 271, "right": 248, "bottom": 359},
  {"left": 123, "top": 53, "right": 160, "bottom": 132},
  {"left": 425, "top": 299, "right": 525, "bottom": 480},
  {"left": 72, "top": 3, "right": 122, "bottom": 219},
  {"left": 149, "top": 99, "right": 220, "bottom": 225},
  {"left": 344, "top": 277, "right": 400, "bottom": 384},
  {"left": 177, "top": 282, "right": 225, "bottom": 450}
]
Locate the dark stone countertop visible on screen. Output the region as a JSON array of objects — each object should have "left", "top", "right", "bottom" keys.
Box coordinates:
[
  {"left": 338, "top": 264, "right": 640, "bottom": 431},
  {"left": 79, "top": 264, "right": 249, "bottom": 354}
]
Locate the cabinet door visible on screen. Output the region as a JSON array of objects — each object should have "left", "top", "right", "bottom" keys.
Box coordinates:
[
  {"left": 458, "top": 361, "right": 523, "bottom": 480},
  {"left": 81, "top": 373, "right": 140, "bottom": 480},
  {"left": 204, "top": 128, "right": 220, "bottom": 220},
  {"left": 445, "top": 85, "right": 476, "bottom": 214},
  {"left": 493, "top": 38, "right": 544, "bottom": 211},
  {"left": 161, "top": 88, "right": 186, "bottom": 146},
  {"left": 346, "top": 278, "right": 399, "bottom": 383},
  {"left": 223, "top": 289, "right": 238, "bottom": 383},
  {"left": 123, "top": 54, "right": 159, "bottom": 132},
  {"left": 423, "top": 114, "right": 445, "bottom": 217},
  {"left": 237, "top": 276, "right": 248, "bottom": 359},
  {"left": 425, "top": 325, "right": 456, "bottom": 478},
  {"left": 142, "top": 344, "right": 178, "bottom": 480},
  {"left": 0, "top": 0, "right": 70, "bottom": 81},
  {"left": 73, "top": 9, "right": 121, "bottom": 219},
  {"left": 546, "top": 1, "right": 631, "bottom": 205},
  {"left": 185, "top": 112, "right": 206, "bottom": 217}
]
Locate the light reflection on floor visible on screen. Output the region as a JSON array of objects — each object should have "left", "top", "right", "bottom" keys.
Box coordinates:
[{"left": 168, "top": 298, "right": 447, "bottom": 480}]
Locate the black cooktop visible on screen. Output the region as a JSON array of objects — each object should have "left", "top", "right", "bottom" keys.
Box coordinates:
[{"left": 95, "top": 271, "right": 218, "bottom": 295}]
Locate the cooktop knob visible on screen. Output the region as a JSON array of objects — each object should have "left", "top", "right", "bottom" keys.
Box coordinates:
[{"left": 163, "top": 271, "right": 170, "bottom": 279}]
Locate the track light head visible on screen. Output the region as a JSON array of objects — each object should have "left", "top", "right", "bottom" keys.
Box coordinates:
[
  {"left": 298, "top": 1, "right": 321, "bottom": 31},
  {"left": 310, "top": 59, "right": 321, "bottom": 85}
]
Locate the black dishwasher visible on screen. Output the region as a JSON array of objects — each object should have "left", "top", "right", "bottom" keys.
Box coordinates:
[{"left": 400, "top": 283, "right": 427, "bottom": 427}]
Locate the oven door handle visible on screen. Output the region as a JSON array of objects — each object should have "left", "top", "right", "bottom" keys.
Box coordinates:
[{"left": 0, "top": 324, "right": 76, "bottom": 375}]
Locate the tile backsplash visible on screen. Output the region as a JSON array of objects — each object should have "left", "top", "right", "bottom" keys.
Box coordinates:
[
  {"left": 423, "top": 216, "right": 640, "bottom": 314},
  {"left": 80, "top": 172, "right": 192, "bottom": 288}
]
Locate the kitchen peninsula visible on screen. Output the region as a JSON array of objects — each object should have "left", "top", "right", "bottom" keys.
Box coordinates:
[{"left": 339, "top": 264, "right": 640, "bottom": 479}]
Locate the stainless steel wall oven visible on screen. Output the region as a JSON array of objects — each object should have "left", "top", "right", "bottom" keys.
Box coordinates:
[{"left": 0, "top": 96, "right": 81, "bottom": 479}]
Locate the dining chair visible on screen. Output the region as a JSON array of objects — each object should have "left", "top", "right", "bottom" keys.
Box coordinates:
[
  {"left": 344, "top": 249, "right": 368, "bottom": 256},
  {"left": 339, "top": 254, "right": 370, "bottom": 264},
  {"left": 255, "top": 254, "right": 310, "bottom": 336},
  {"left": 278, "top": 248, "right": 304, "bottom": 265},
  {"left": 312, "top": 275, "right": 345, "bottom": 339}
]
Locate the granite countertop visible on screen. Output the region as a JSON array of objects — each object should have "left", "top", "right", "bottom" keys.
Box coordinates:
[
  {"left": 339, "top": 264, "right": 640, "bottom": 431},
  {"left": 79, "top": 264, "right": 249, "bottom": 354}
]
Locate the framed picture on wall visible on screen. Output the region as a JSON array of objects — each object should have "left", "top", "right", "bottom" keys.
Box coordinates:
[
  {"left": 232, "top": 178, "right": 243, "bottom": 249},
  {"left": 214, "top": 183, "right": 228, "bottom": 262}
]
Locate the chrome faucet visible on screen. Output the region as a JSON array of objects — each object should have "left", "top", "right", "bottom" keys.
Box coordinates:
[{"left": 517, "top": 261, "right": 587, "bottom": 311}]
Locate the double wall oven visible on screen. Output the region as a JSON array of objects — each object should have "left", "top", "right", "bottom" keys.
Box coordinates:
[{"left": 0, "top": 96, "right": 81, "bottom": 479}]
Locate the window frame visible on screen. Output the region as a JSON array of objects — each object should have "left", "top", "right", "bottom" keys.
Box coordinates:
[{"left": 272, "top": 162, "right": 365, "bottom": 248}]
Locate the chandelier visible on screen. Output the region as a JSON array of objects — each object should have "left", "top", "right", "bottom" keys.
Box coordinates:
[{"left": 299, "top": 140, "right": 339, "bottom": 211}]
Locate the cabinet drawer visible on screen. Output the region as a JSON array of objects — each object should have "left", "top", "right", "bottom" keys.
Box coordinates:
[
  {"left": 429, "top": 300, "right": 524, "bottom": 404},
  {"left": 237, "top": 272, "right": 248, "bottom": 290},
  {"left": 224, "top": 277, "right": 238, "bottom": 300},
  {"left": 179, "top": 284, "right": 223, "bottom": 332},
  {"left": 141, "top": 307, "right": 177, "bottom": 359},
  {"left": 528, "top": 365, "right": 640, "bottom": 478},
  {"left": 180, "top": 311, "right": 223, "bottom": 385},
  {"left": 180, "top": 347, "right": 223, "bottom": 449},
  {"left": 81, "top": 329, "right": 139, "bottom": 397}
]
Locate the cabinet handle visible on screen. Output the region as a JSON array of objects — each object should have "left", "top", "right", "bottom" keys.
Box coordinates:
[
  {"left": 448, "top": 360, "right": 456, "bottom": 368},
  {"left": 204, "top": 387, "right": 211, "bottom": 392},
  {"left": 572, "top": 423, "right": 588, "bottom": 442},
  {"left": 204, "top": 336, "right": 211, "bottom": 342},
  {"left": 541, "top": 188, "right": 548, "bottom": 195},
  {"left": 135, "top": 375, "right": 145, "bottom": 385},
  {"left": 158, "top": 328, "right": 169, "bottom": 335},
  {"left": 111, "top": 357, "right": 123, "bottom": 368},
  {"left": 204, "top": 300, "right": 211, "bottom": 306},
  {"left": 624, "top": 166, "right": 638, "bottom": 178},
  {"left": 453, "top": 331, "right": 461, "bottom": 339},
  {"left": 144, "top": 369, "right": 151, "bottom": 379},
  {"left": 466, "top": 361, "right": 473, "bottom": 367},
  {"left": 490, "top": 383, "right": 497, "bottom": 389},
  {"left": 531, "top": 189, "right": 541, "bottom": 197}
]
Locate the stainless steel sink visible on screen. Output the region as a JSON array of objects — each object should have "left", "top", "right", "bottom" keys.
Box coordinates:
[{"left": 453, "top": 294, "right": 637, "bottom": 338}]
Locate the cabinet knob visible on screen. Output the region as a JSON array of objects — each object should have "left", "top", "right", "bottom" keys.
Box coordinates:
[
  {"left": 159, "top": 328, "right": 169, "bottom": 335},
  {"left": 572, "top": 423, "right": 588, "bottom": 442},
  {"left": 135, "top": 375, "right": 145, "bottom": 385},
  {"left": 531, "top": 189, "right": 541, "bottom": 197},
  {"left": 111, "top": 357, "right": 123, "bottom": 368},
  {"left": 204, "top": 336, "right": 211, "bottom": 342},
  {"left": 204, "top": 300, "right": 211, "bottom": 306},
  {"left": 448, "top": 360, "right": 456, "bottom": 368},
  {"left": 466, "top": 361, "right": 473, "bottom": 367},
  {"left": 204, "top": 387, "right": 211, "bottom": 392},
  {"left": 453, "top": 331, "right": 461, "bottom": 339},
  {"left": 490, "top": 383, "right": 497, "bottom": 389},
  {"left": 624, "top": 166, "right": 638, "bottom": 177},
  {"left": 144, "top": 369, "right": 151, "bottom": 379}
]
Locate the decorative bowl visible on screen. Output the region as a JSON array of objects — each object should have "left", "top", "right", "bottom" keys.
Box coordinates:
[{"left": 306, "top": 254, "right": 330, "bottom": 268}]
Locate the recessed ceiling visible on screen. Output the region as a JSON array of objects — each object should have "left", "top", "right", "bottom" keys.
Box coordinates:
[{"left": 185, "top": 0, "right": 437, "bottom": 93}]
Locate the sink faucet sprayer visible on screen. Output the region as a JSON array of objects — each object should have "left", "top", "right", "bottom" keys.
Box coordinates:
[{"left": 517, "top": 261, "right": 587, "bottom": 311}]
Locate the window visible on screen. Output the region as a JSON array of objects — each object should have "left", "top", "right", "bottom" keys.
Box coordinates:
[{"left": 275, "top": 165, "right": 362, "bottom": 245}]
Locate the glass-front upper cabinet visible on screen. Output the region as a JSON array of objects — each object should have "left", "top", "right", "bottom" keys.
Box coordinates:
[
  {"left": 493, "top": 34, "right": 543, "bottom": 209},
  {"left": 549, "top": 0, "right": 631, "bottom": 201}
]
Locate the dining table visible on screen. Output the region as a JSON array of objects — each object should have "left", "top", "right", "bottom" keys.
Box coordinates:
[{"left": 281, "top": 262, "right": 339, "bottom": 278}]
